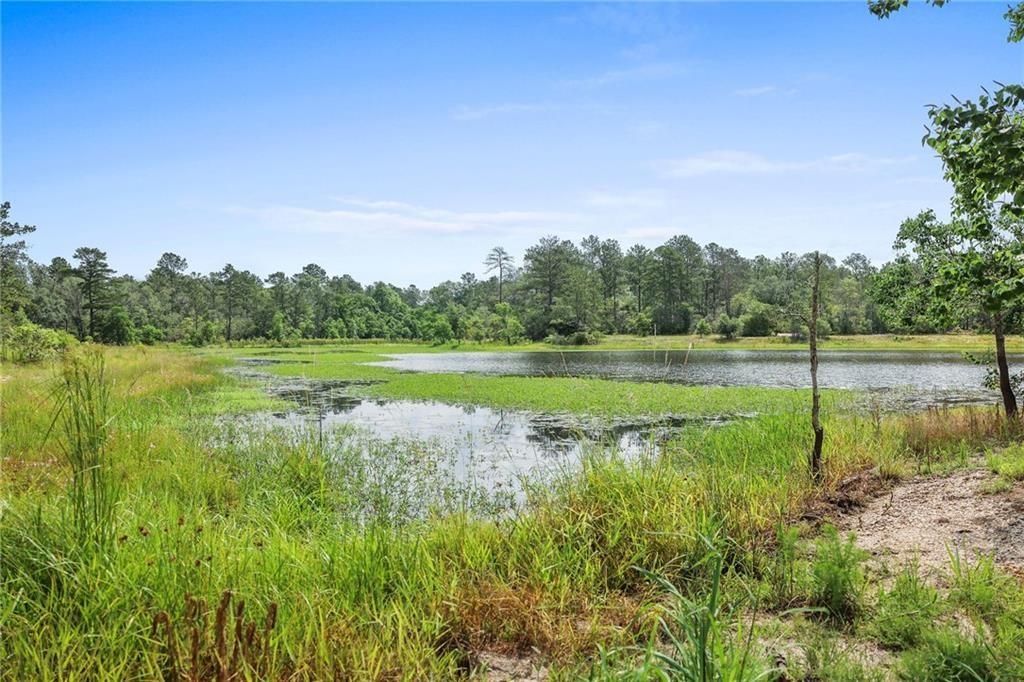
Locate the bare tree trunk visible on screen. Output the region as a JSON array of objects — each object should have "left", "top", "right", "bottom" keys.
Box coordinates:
[
  {"left": 994, "top": 314, "right": 1018, "bottom": 418},
  {"left": 809, "top": 252, "right": 824, "bottom": 481}
]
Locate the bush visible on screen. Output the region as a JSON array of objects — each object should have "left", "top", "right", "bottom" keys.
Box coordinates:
[
  {"left": 738, "top": 304, "right": 776, "bottom": 337},
  {"left": 186, "top": 320, "right": 220, "bottom": 347},
  {"left": 544, "top": 330, "right": 603, "bottom": 346},
  {"left": 138, "top": 324, "right": 164, "bottom": 345},
  {"left": 99, "top": 307, "right": 138, "bottom": 345},
  {"left": 810, "top": 526, "right": 867, "bottom": 621},
  {"left": 694, "top": 318, "right": 712, "bottom": 337},
  {"left": 713, "top": 314, "right": 740, "bottom": 340},
  {"left": 3, "top": 322, "right": 77, "bottom": 363},
  {"left": 628, "top": 311, "right": 653, "bottom": 337}
]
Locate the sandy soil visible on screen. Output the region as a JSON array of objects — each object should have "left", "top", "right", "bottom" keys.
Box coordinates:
[{"left": 836, "top": 466, "right": 1024, "bottom": 578}]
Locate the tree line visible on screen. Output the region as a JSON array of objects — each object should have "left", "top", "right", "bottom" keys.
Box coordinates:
[{"left": 0, "top": 200, "right": 1012, "bottom": 349}]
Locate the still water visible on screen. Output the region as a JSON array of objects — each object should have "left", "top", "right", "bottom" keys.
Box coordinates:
[
  {"left": 236, "top": 349, "right": 1010, "bottom": 491},
  {"left": 247, "top": 375, "right": 711, "bottom": 490},
  {"left": 374, "top": 349, "right": 1010, "bottom": 395}
]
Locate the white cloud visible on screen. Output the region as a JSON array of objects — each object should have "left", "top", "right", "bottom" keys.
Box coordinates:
[
  {"left": 662, "top": 150, "right": 916, "bottom": 178},
  {"left": 735, "top": 85, "right": 777, "bottom": 97},
  {"left": 734, "top": 85, "right": 799, "bottom": 97},
  {"left": 227, "top": 198, "right": 579, "bottom": 236},
  {"left": 623, "top": 226, "right": 680, "bottom": 240},
  {"left": 451, "top": 102, "right": 559, "bottom": 121},
  {"left": 582, "top": 189, "right": 665, "bottom": 209},
  {"left": 560, "top": 62, "right": 686, "bottom": 88}
]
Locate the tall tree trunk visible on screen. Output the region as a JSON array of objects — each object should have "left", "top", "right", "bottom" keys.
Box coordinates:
[
  {"left": 994, "top": 314, "right": 1018, "bottom": 418},
  {"left": 87, "top": 290, "right": 95, "bottom": 339},
  {"left": 498, "top": 269, "right": 503, "bottom": 304},
  {"left": 809, "top": 252, "right": 824, "bottom": 481}
]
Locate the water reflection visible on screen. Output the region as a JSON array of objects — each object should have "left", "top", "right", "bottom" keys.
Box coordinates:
[
  {"left": 232, "top": 367, "right": 721, "bottom": 490},
  {"left": 374, "top": 350, "right": 1008, "bottom": 406}
]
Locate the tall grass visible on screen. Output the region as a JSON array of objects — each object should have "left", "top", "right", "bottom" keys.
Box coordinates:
[
  {"left": 1, "top": 346, "right": 1021, "bottom": 678},
  {"left": 46, "top": 346, "right": 119, "bottom": 549}
]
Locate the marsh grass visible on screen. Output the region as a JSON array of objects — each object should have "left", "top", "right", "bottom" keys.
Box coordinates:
[
  {"left": 2, "top": 346, "right": 1023, "bottom": 679},
  {"left": 46, "top": 346, "right": 120, "bottom": 549}
]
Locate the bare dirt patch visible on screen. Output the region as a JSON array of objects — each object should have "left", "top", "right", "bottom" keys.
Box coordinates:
[
  {"left": 477, "top": 652, "right": 548, "bottom": 681},
  {"left": 835, "top": 466, "right": 1024, "bottom": 577}
]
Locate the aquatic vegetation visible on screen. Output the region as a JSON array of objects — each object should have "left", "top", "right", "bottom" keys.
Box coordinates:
[{"left": 2, "top": 346, "right": 1023, "bottom": 678}]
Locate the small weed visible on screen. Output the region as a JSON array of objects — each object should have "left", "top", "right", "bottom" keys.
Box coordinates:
[
  {"left": 810, "top": 526, "right": 867, "bottom": 622},
  {"left": 896, "top": 627, "right": 995, "bottom": 681},
  {"left": 986, "top": 445, "right": 1024, "bottom": 481},
  {"left": 869, "top": 563, "right": 942, "bottom": 649}
]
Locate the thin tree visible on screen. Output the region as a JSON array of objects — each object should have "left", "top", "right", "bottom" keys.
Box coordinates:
[
  {"left": 73, "top": 247, "right": 114, "bottom": 339},
  {"left": 484, "top": 246, "right": 514, "bottom": 304},
  {"left": 808, "top": 252, "right": 824, "bottom": 480}
]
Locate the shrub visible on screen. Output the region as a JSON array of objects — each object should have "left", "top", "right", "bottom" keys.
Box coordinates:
[
  {"left": 138, "top": 324, "right": 164, "bottom": 345},
  {"left": 810, "top": 526, "right": 867, "bottom": 621},
  {"left": 186, "top": 320, "right": 220, "bottom": 347},
  {"left": 738, "top": 304, "right": 776, "bottom": 337},
  {"left": 694, "top": 318, "right": 712, "bottom": 337},
  {"left": 713, "top": 314, "right": 740, "bottom": 340},
  {"left": 4, "top": 322, "right": 77, "bottom": 363},
  {"left": 100, "top": 307, "right": 138, "bottom": 345},
  {"left": 544, "top": 330, "right": 603, "bottom": 346},
  {"left": 628, "top": 311, "right": 653, "bottom": 337}
]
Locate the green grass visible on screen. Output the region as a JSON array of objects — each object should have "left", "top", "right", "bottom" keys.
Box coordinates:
[
  {"left": 2, "top": 345, "right": 1023, "bottom": 679},
  {"left": 221, "top": 342, "right": 843, "bottom": 418}
]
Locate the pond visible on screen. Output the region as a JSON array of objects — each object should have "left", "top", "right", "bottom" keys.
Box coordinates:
[
  {"left": 374, "top": 349, "right": 1011, "bottom": 399},
  {"left": 246, "top": 375, "right": 721, "bottom": 491},
  {"left": 233, "top": 349, "right": 1011, "bottom": 494}
]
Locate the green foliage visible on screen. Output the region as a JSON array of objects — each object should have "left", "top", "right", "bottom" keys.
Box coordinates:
[
  {"left": 738, "top": 303, "right": 776, "bottom": 337},
  {"left": 810, "top": 526, "right": 867, "bottom": 622},
  {"left": 896, "top": 627, "right": 996, "bottom": 681},
  {"left": 714, "top": 314, "right": 740, "bottom": 340},
  {"left": 926, "top": 84, "right": 1024, "bottom": 219},
  {"left": 869, "top": 564, "right": 943, "bottom": 649},
  {"left": 48, "top": 347, "right": 119, "bottom": 549},
  {"left": 986, "top": 444, "right": 1024, "bottom": 480},
  {"left": 3, "top": 320, "right": 77, "bottom": 362},
  {"left": 99, "top": 306, "right": 138, "bottom": 345},
  {"left": 186, "top": 320, "right": 221, "bottom": 347},
  {"left": 694, "top": 318, "right": 712, "bottom": 337},
  {"left": 139, "top": 323, "right": 164, "bottom": 345},
  {"left": 628, "top": 310, "right": 653, "bottom": 337},
  {"left": 425, "top": 312, "right": 454, "bottom": 345},
  {"left": 610, "top": 551, "right": 768, "bottom": 681},
  {"left": 544, "top": 330, "right": 604, "bottom": 346}
]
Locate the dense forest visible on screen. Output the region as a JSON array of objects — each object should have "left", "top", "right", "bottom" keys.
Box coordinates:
[{"left": 0, "top": 200, "right": 1008, "bottom": 349}]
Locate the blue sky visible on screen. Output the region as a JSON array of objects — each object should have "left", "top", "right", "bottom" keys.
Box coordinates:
[{"left": 3, "top": 2, "right": 1022, "bottom": 286}]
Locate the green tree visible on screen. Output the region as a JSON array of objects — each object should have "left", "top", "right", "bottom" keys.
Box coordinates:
[
  {"left": 624, "top": 244, "right": 651, "bottom": 314},
  {"left": 869, "top": 0, "right": 1024, "bottom": 43},
  {"left": 100, "top": 306, "right": 138, "bottom": 345},
  {"left": 894, "top": 209, "right": 1024, "bottom": 417},
  {"left": 214, "top": 264, "right": 261, "bottom": 342},
  {"left": 0, "top": 202, "right": 37, "bottom": 320},
  {"left": 484, "top": 246, "right": 514, "bottom": 304},
  {"left": 73, "top": 247, "right": 114, "bottom": 339},
  {"left": 714, "top": 314, "right": 739, "bottom": 340}
]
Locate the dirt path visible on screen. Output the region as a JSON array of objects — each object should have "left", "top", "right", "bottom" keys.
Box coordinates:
[{"left": 835, "top": 466, "right": 1024, "bottom": 578}]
